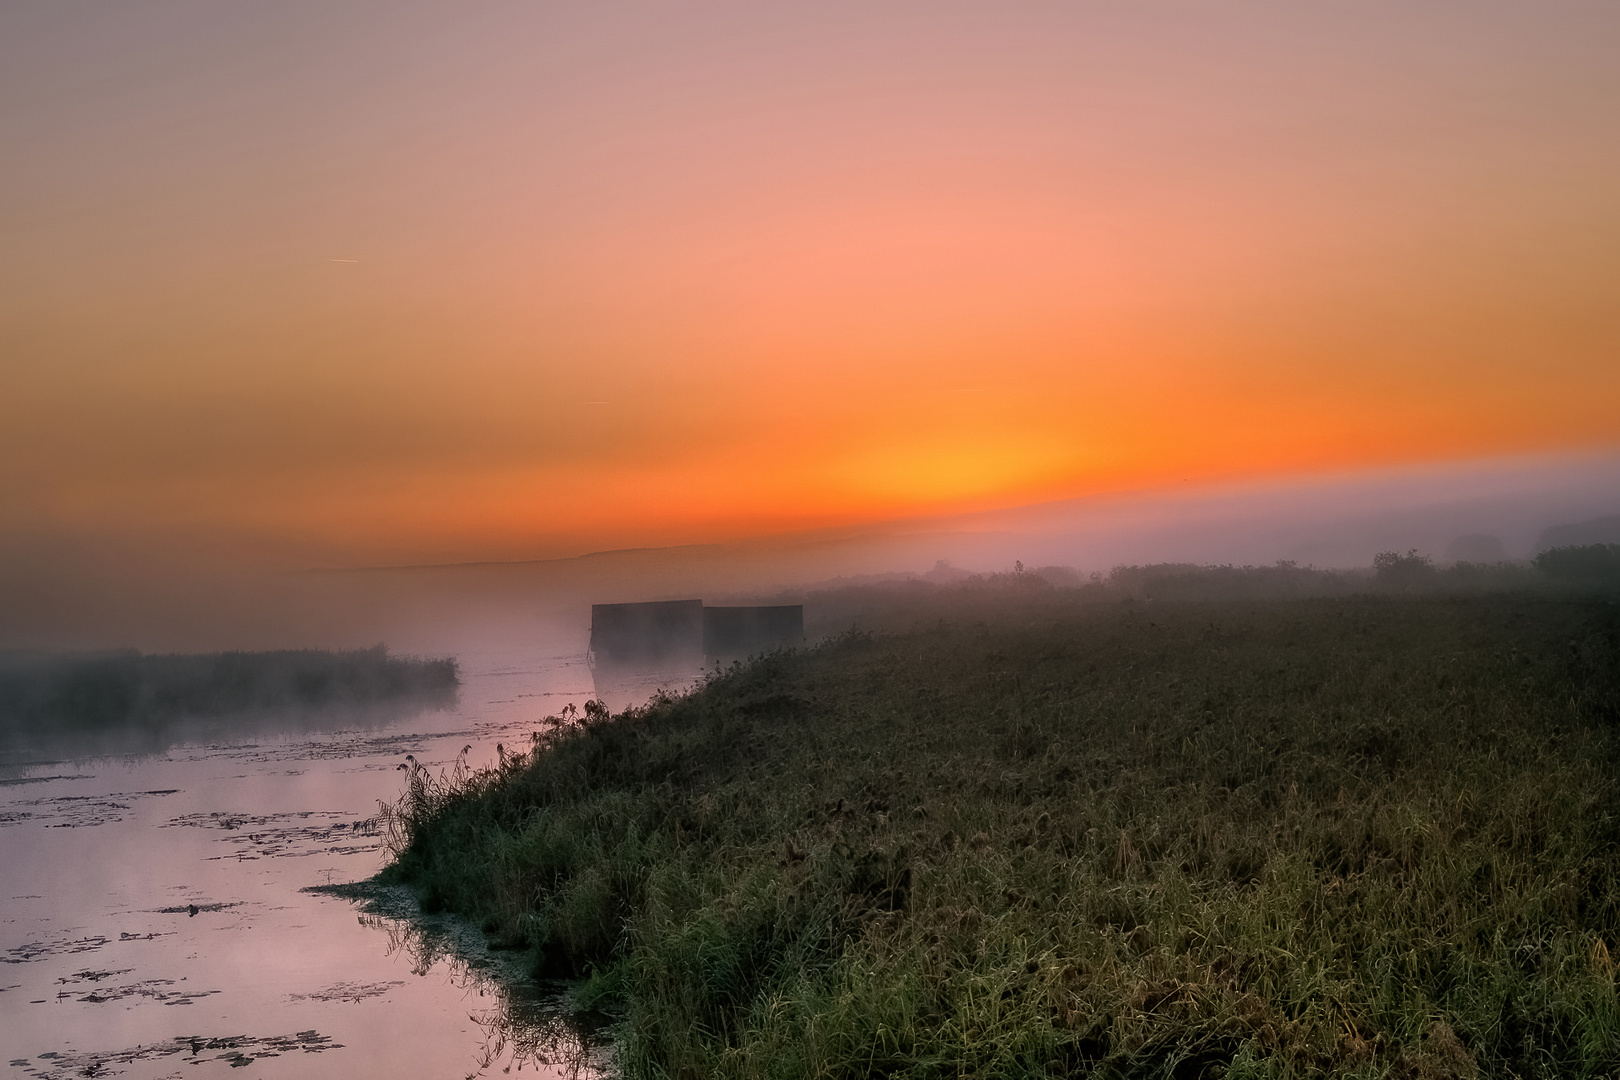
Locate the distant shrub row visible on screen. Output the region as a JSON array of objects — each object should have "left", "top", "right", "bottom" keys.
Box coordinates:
[{"left": 841, "top": 545, "right": 1620, "bottom": 607}]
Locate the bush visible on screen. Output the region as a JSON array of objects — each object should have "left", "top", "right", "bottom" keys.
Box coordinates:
[
  {"left": 1373, "top": 548, "right": 1437, "bottom": 587},
  {"left": 1535, "top": 544, "right": 1620, "bottom": 587}
]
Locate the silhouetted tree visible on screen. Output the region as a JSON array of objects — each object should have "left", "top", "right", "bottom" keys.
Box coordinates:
[{"left": 1373, "top": 549, "right": 1435, "bottom": 588}]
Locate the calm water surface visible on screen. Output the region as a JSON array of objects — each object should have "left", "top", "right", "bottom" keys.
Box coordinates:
[{"left": 1, "top": 644, "right": 703, "bottom": 1080}]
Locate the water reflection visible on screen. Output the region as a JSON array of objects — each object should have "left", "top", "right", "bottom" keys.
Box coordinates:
[
  {"left": 0, "top": 643, "right": 604, "bottom": 1080},
  {"left": 346, "top": 896, "right": 611, "bottom": 1079},
  {"left": 0, "top": 693, "right": 460, "bottom": 777}
]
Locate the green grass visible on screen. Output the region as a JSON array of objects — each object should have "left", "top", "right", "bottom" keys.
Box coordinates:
[{"left": 383, "top": 592, "right": 1620, "bottom": 1079}]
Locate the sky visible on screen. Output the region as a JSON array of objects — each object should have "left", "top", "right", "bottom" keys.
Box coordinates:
[{"left": 4, "top": 1, "right": 1619, "bottom": 570}]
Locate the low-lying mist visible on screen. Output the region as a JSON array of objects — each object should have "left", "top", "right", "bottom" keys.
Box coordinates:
[{"left": 1, "top": 451, "right": 1616, "bottom": 659}]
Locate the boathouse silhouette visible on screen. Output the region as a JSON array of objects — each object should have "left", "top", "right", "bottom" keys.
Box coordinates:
[{"left": 589, "top": 601, "right": 803, "bottom": 667}]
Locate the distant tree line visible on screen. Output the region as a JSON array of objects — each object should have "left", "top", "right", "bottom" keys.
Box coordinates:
[{"left": 789, "top": 545, "right": 1620, "bottom": 625}]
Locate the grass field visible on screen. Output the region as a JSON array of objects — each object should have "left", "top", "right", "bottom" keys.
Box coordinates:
[{"left": 384, "top": 587, "right": 1620, "bottom": 1078}]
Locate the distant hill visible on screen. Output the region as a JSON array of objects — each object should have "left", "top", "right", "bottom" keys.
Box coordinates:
[
  {"left": 1444, "top": 533, "right": 1505, "bottom": 562},
  {"left": 1537, "top": 515, "right": 1620, "bottom": 552}
]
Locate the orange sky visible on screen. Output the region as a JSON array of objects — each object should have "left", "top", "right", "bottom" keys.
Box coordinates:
[{"left": 3, "top": 2, "right": 1618, "bottom": 565}]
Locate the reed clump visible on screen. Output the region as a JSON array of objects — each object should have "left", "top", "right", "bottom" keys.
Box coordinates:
[
  {"left": 0, "top": 646, "right": 458, "bottom": 760},
  {"left": 383, "top": 594, "right": 1620, "bottom": 1078}
]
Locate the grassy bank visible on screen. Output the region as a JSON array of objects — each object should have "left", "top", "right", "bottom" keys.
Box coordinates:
[{"left": 384, "top": 593, "right": 1620, "bottom": 1078}]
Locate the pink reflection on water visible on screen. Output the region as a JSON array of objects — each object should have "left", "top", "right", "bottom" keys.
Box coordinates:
[{"left": 0, "top": 644, "right": 613, "bottom": 1079}]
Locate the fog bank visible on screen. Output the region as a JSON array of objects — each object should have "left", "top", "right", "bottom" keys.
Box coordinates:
[{"left": 2, "top": 451, "right": 1616, "bottom": 656}]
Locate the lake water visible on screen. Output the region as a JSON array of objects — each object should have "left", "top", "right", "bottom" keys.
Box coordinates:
[{"left": 1, "top": 644, "right": 705, "bottom": 1080}]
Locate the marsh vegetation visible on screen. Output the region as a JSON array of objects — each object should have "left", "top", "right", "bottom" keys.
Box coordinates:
[
  {"left": 383, "top": 571, "right": 1620, "bottom": 1078},
  {"left": 0, "top": 646, "right": 458, "bottom": 762}
]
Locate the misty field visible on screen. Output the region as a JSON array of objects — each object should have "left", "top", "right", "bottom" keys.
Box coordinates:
[{"left": 385, "top": 591, "right": 1620, "bottom": 1079}]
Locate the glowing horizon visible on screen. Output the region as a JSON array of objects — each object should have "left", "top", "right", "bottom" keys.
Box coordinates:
[{"left": 4, "top": 3, "right": 1618, "bottom": 565}]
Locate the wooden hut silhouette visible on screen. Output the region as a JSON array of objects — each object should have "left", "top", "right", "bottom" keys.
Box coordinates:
[
  {"left": 589, "top": 601, "right": 804, "bottom": 667},
  {"left": 702, "top": 605, "right": 803, "bottom": 659},
  {"left": 589, "top": 600, "right": 703, "bottom": 668}
]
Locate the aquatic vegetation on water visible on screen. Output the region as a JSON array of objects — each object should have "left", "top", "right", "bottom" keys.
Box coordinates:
[
  {"left": 385, "top": 593, "right": 1620, "bottom": 1078},
  {"left": 11, "top": 1030, "right": 342, "bottom": 1079}
]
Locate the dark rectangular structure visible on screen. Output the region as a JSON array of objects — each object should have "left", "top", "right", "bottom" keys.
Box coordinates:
[
  {"left": 589, "top": 600, "right": 704, "bottom": 667},
  {"left": 702, "top": 605, "right": 804, "bottom": 658}
]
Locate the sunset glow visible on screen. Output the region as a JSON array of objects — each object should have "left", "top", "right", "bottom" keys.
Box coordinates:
[{"left": 4, "top": 3, "right": 1617, "bottom": 564}]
